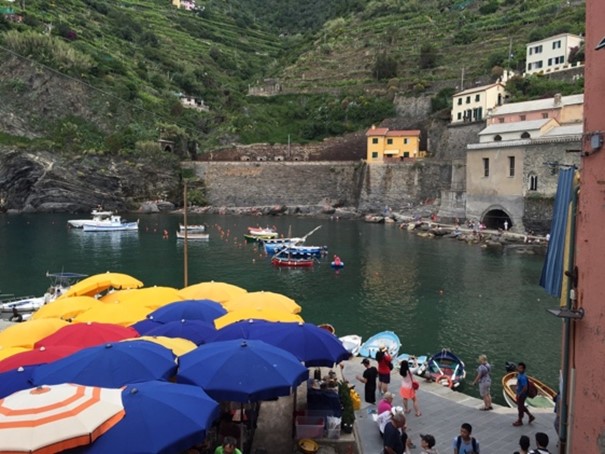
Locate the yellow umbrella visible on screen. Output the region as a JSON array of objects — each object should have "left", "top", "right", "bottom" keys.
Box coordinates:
[
  {"left": 100, "top": 287, "right": 182, "bottom": 310},
  {"left": 73, "top": 303, "right": 152, "bottom": 327},
  {"left": 0, "top": 319, "right": 70, "bottom": 349},
  {"left": 30, "top": 296, "right": 101, "bottom": 321},
  {"left": 121, "top": 336, "right": 196, "bottom": 357},
  {"left": 214, "top": 308, "right": 303, "bottom": 330},
  {"left": 59, "top": 272, "right": 143, "bottom": 299},
  {"left": 0, "top": 346, "right": 29, "bottom": 361},
  {"left": 178, "top": 281, "right": 247, "bottom": 304},
  {"left": 222, "top": 291, "right": 301, "bottom": 314}
]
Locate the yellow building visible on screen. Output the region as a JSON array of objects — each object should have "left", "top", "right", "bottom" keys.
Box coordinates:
[{"left": 366, "top": 126, "right": 422, "bottom": 162}]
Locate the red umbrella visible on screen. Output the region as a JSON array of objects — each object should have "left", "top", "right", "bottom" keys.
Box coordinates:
[
  {"left": 0, "top": 346, "right": 79, "bottom": 373},
  {"left": 34, "top": 322, "right": 139, "bottom": 349}
]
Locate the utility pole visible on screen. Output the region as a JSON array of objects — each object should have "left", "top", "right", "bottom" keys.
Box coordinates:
[
  {"left": 507, "top": 37, "right": 513, "bottom": 71},
  {"left": 460, "top": 67, "right": 465, "bottom": 90}
]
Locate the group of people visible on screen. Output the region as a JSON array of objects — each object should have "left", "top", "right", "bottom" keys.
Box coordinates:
[{"left": 355, "top": 350, "right": 550, "bottom": 453}]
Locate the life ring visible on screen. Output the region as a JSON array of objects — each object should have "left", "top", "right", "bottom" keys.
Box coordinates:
[{"left": 435, "top": 374, "right": 453, "bottom": 388}]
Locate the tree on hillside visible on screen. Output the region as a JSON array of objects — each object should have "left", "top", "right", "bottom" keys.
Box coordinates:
[
  {"left": 372, "top": 53, "right": 398, "bottom": 80},
  {"left": 419, "top": 43, "right": 438, "bottom": 69}
]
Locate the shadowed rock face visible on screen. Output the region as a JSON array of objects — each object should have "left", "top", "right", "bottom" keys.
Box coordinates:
[{"left": 0, "top": 148, "right": 180, "bottom": 213}]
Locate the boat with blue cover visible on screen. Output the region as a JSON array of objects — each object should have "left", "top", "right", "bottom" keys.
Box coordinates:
[
  {"left": 358, "top": 331, "right": 401, "bottom": 359},
  {"left": 396, "top": 353, "right": 428, "bottom": 376},
  {"left": 272, "top": 244, "right": 326, "bottom": 258},
  {"left": 418, "top": 348, "right": 466, "bottom": 388}
]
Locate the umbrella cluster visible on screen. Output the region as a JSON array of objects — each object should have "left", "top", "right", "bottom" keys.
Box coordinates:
[{"left": 0, "top": 274, "right": 349, "bottom": 453}]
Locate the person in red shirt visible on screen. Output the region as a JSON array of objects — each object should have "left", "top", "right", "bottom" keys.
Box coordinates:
[{"left": 376, "top": 346, "right": 392, "bottom": 395}]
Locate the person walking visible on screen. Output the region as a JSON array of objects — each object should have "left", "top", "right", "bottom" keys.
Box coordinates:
[
  {"left": 375, "top": 345, "right": 392, "bottom": 395},
  {"left": 472, "top": 354, "right": 492, "bottom": 410},
  {"left": 513, "top": 362, "right": 535, "bottom": 426},
  {"left": 452, "top": 422, "right": 479, "bottom": 454},
  {"left": 399, "top": 360, "right": 421, "bottom": 416},
  {"left": 356, "top": 358, "right": 378, "bottom": 404}
]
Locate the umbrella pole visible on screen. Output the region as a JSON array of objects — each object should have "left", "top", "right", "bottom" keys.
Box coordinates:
[{"left": 183, "top": 181, "right": 189, "bottom": 288}]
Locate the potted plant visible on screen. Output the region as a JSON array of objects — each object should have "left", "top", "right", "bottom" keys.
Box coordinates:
[{"left": 338, "top": 381, "right": 355, "bottom": 434}]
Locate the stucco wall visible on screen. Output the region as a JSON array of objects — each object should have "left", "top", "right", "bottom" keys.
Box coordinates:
[{"left": 465, "top": 194, "right": 525, "bottom": 230}]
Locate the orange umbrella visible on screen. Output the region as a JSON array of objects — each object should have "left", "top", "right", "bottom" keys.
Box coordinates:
[
  {"left": 73, "top": 303, "right": 152, "bottom": 327},
  {"left": 59, "top": 272, "right": 143, "bottom": 299},
  {"left": 100, "top": 286, "right": 182, "bottom": 310},
  {"left": 0, "top": 319, "right": 70, "bottom": 349},
  {"left": 213, "top": 307, "right": 303, "bottom": 330},
  {"left": 30, "top": 296, "right": 101, "bottom": 321},
  {"left": 178, "top": 281, "right": 247, "bottom": 304},
  {"left": 222, "top": 291, "right": 301, "bottom": 314}
]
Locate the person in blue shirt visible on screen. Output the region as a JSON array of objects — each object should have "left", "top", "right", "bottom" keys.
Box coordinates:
[
  {"left": 383, "top": 410, "right": 407, "bottom": 454},
  {"left": 513, "top": 362, "right": 535, "bottom": 426},
  {"left": 452, "top": 422, "right": 479, "bottom": 454}
]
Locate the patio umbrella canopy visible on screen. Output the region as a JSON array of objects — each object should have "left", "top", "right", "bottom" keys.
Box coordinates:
[
  {"left": 30, "top": 296, "right": 101, "bottom": 321},
  {"left": 121, "top": 336, "right": 197, "bottom": 357},
  {"left": 100, "top": 286, "right": 183, "bottom": 309},
  {"left": 213, "top": 308, "right": 304, "bottom": 330},
  {"left": 212, "top": 320, "right": 350, "bottom": 367},
  {"left": 0, "top": 346, "right": 28, "bottom": 362},
  {"left": 177, "top": 339, "right": 309, "bottom": 402},
  {"left": 178, "top": 281, "right": 247, "bottom": 304},
  {"left": 31, "top": 340, "right": 177, "bottom": 388},
  {"left": 145, "top": 320, "right": 217, "bottom": 345},
  {"left": 147, "top": 299, "right": 227, "bottom": 324},
  {"left": 0, "top": 365, "right": 36, "bottom": 399},
  {"left": 222, "top": 291, "right": 302, "bottom": 314},
  {"left": 0, "top": 346, "right": 80, "bottom": 373},
  {"left": 34, "top": 322, "right": 139, "bottom": 349},
  {"left": 130, "top": 318, "right": 164, "bottom": 335},
  {"left": 73, "top": 303, "right": 153, "bottom": 326},
  {"left": 0, "top": 319, "right": 70, "bottom": 349},
  {"left": 58, "top": 272, "right": 143, "bottom": 299},
  {"left": 0, "top": 383, "right": 125, "bottom": 454},
  {"left": 83, "top": 381, "right": 219, "bottom": 454}
]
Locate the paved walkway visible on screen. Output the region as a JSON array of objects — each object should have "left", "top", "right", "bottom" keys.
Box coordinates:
[{"left": 342, "top": 360, "right": 558, "bottom": 454}]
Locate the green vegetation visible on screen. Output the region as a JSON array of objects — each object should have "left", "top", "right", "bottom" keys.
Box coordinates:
[{"left": 0, "top": 0, "right": 586, "bottom": 156}]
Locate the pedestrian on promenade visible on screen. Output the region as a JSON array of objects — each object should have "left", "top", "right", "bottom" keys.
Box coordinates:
[
  {"left": 383, "top": 409, "right": 407, "bottom": 454},
  {"left": 513, "top": 362, "right": 535, "bottom": 426},
  {"left": 529, "top": 432, "right": 551, "bottom": 454},
  {"left": 514, "top": 435, "right": 530, "bottom": 454},
  {"left": 356, "top": 358, "right": 378, "bottom": 404},
  {"left": 9, "top": 307, "right": 23, "bottom": 323},
  {"left": 472, "top": 354, "right": 492, "bottom": 410},
  {"left": 452, "top": 422, "right": 479, "bottom": 454},
  {"left": 399, "top": 360, "right": 421, "bottom": 416},
  {"left": 420, "top": 433, "right": 438, "bottom": 454},
  {"left": 214, "top": 436, "right": 241, "bottom": 454},
  {"left": 375, "top": 345, "right": 392, "bottom": 395},
  {"left": 378, "top": 391, "right": 394, "bottom": 414}
]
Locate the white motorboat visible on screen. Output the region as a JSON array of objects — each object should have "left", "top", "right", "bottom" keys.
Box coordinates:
[
  {"left": 82, "top": 216, "right": 138, "bottom": 232},
  {"left": 339, "top": 335, "right": 362, "bottom": 357},
  {"left": 176, "top": 230, "right": 209, "bottom": 240},
  {"left": 0, "top": 272, "right": 88, "bottom": 313},
  {"left": 67, "top": 209, "right": 114, "bottom": 228},
  {"left": 179, "top": 223, "right": 207, "bottom": 232}
]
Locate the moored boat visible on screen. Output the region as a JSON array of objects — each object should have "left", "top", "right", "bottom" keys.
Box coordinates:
[
  {"left": 396, "top": 353, "right": 428, "bottom": 376},
  {"left": 0, "top": 272, "right": 88, "bottom": 313},
  {"left": 179, "top": 223, "right": 207, "bottom": 233},
  {"left": 418, "top": 349, "right": 466, "bottom": 388},
  {"left": 176, "top": 230, "right": 209, "bottom": 241},
  {"left": 358, "top": 331, "right": 401, "bottom": 359},
  {"left": 82, "top": 216, "right": 138, "bottom": 232},
  {"left": 339, "top": 335, "right": 362, "bottom": 357},
  {"left": 271, "top": 256, "right": 314, "bottom": 267},
  {"left": 272, "top": 245, "right": 326, "bottom": 258},
  {"left": 67, "top": 209, "right": 114, "bottom": 228},
  {"left": 245, "top": 227, "right": 279, "bottom": 242},
  {"left": 501, "top": 372, "right": 557, "bottom": 409}
]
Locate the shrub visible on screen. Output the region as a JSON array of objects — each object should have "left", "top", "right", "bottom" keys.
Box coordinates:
[{"left": 373, "top": 53, "right": 398, "bottom": 80}]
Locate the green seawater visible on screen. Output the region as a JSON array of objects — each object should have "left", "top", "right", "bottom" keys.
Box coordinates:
[{"left": 0, "top": 213, "right": 561, "bottom": 404}]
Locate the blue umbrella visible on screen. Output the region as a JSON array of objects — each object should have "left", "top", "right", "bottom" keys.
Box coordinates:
[
  {"left": 0, "top": 365, "right": 36, "bottom": 398},
  {"left": 84, "top": 381, "right": 219, "bottom": 454},
  {"left": 147, "top": 299, "right": 227, "bottom": 324},
  {"left": 145, "top": 320, "right": 217, "bottom": 345},
  {"left": 177, "top": 339, "right": 309, "bottom": 402},
  {"left": 32, "top": 340, "right": 177, "bottom": 388},
  {"left": 129, "top": 318, "right": 164, "bottom": 335},
  {"left": 211, "top": 320, "right": 350, "bottom": 366}
]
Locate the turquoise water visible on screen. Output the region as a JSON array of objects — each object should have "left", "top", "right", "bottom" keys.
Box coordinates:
[{"left": 0, "top": 213, "right": 561, "bottom": 403}]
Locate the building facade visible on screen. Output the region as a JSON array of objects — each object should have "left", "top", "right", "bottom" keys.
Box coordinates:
[
  {"left": 525, "top": 33, "right": 584, "bottom": 75},
  {"left": 487, "top": 94, "right": 584, "bottom": 126},
  {"left": 365, "top": 126, "right": 421, "bottom": 162},
  {"left": 451, "top": 83, "right": 506, "bottom": 124}
]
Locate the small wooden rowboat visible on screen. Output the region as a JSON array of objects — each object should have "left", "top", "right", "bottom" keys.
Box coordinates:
[
  {"left": 271, "top": 256, "right": 314, "bottom": 267},
  {"left": 501, "top": 372, "right": 557, "bottom": 409}
]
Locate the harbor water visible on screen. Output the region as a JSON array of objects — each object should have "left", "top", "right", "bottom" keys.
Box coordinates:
[{"left": 0, "top": 213, "right": 561, "bottom": 404}]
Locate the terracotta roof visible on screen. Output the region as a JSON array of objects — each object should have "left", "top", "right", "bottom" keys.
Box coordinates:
[
  {"left": 386, "top": 130, "right": 421, "bottom": 137},
  {"left": 366, "top": 128, "right": 389, "bottom": 136}
]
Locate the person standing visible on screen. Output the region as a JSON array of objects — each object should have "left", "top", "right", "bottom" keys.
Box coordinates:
[
  {"left": 383, "top": 411, "right": 407, "bottom": 454},
  {"left": 214, "top": 436, "right": 241, "bottom": 454},
  {"left": 419, "top": 434, "right": 438, "bottom": 454},
  {"left": 513, "top": 362, "right": 535, "bottom": 426},
  {"left": 356, "top": 358, "right": 378, "bottom": 404},
  {"left": 529, "top": 432, "right": 551, "bottom": 453},
  {"left": 472, "top": 354, "right": 492, "bottom": 410},
  {"left": 376, "top": 346, "right": 392, "bottom": 395},
  {"left": 452, "top": 423, "right": 479, "bottom": 454},
  {"left": 514, "top": 435, "right": 530, "bottom": 454},
  {"left": 399, "top": 360, "right": 421, "bottom": 416}
]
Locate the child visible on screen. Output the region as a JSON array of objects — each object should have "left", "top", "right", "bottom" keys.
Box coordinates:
[{"left": 420, "top": 434, "right": 438, "bottom": 453}]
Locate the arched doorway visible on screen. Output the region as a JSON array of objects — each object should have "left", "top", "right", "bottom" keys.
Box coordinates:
[{"left": 482, "top": 208, "right": 512, "bottom": 230}]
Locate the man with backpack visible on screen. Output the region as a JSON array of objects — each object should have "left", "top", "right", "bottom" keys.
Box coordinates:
[
  {"left": 513, "top": 362, "right": 535, "bottom": 427},
  {"left": 452, "top": 422, "right": 479, "bottom": 454}
]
